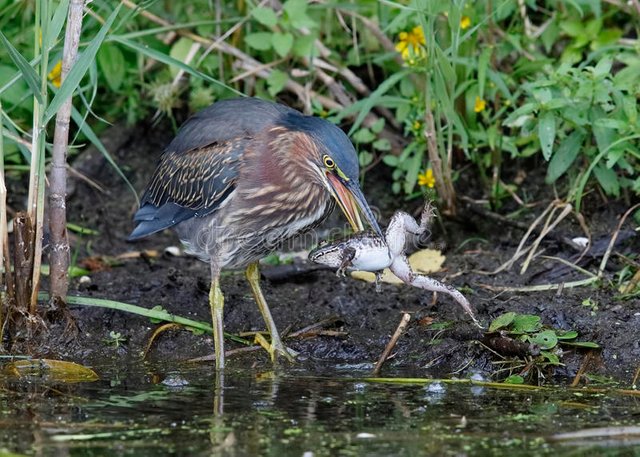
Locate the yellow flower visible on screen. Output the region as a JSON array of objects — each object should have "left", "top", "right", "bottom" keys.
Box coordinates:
[
  {"left": 48, "top": 60, "right": 62, "bottom": 88},
  {"left": 395, "top": 26, "right": 426, "bottom": 61},
  {"left": 417, "top": 168, "right": 435, "bottom": 188},
  {"left": 460, "top": 16, "right": 471, "bottom": 30},
  {"left": 474, "top": 96, "right": 486, "bottom": 113}
]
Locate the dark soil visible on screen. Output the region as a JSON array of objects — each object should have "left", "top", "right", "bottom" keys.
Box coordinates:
[{"left": 8, "top": 122, "right": 640, "bottom": 384}]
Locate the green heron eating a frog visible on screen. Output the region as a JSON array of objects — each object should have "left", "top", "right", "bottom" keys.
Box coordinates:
[{"left": 128, "top": 97, "right": 382, "bottom": 369}]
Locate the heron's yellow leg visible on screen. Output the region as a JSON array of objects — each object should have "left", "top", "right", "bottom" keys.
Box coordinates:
[
  {"left": 209, "top": 274, "right": 225, "bottom": 370},
  {"left": 245, "top": 262, "right": 297, "bottom": 362}
]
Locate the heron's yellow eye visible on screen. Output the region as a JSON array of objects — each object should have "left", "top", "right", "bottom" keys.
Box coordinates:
[{"left": 323, "top": 155, "right": 336, "bottom": 169}]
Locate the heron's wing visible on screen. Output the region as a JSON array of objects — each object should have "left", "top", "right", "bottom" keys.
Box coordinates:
[{"left": 128, "top": 138, "right": 246, "bottom": 240}]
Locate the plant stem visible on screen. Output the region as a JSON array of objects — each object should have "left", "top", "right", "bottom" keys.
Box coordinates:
[
  {"left": 28, "top": 0, "right": 51, "bottom": 313},
  {"left": 49, "top": 0, "right": 84, "bottom": 305}
]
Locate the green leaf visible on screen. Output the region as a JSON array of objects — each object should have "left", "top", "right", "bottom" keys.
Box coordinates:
[
  {"left": 292, "top": 34, "right": 316, "bottom": 58},
  {"left": 540, "top": 350, "right": 561, "bottom": 365},
  {"left": 562, "top": 341, "right": 600, "bottom": 348},
  {"left": 373, "top": 138, "right": 391, "bottom": 151},
  {"left": 271, "top": 32, "right": 293, "bottom": 57},
  {"left": 245, "top": 32, "right": 273, "bottom": 51},
  {"left": 538, "top": 112, "right": 556, "bottom": 161},
  {"left": 169, "top": 37, "right": 195, "bottom": 78},
  {"left": 560, "top": 20, "right": 584, "bottom": 37},
  {"left": 503, "top": 375, "right": 524, "bottom": 384},
  {"left": 251, "top": 7, "right": 278, "bottom": 28},
  {"left": 489, "top": 312, "right": 516, "bottom": 332},
  {"left": 478, "top": 47, "right": 492, "bottom": 98},
  {"left": 593, "top": 163, "right": 620, "bottom": 197},
  {"left": 546, "top": 130, "right": 585, "bottom": 184},
  {"left": 266, "top": 69, "right": 288, "bottom": 97},
  {"left": 511, "top": 314, "right": 541, "bottom": 333},
  {"left": 530, "top": 330, "right": 558, "bottom": 350},
  {"left": 97, "top": 43, "right": 125, "bottom": 91},
  {"left": 45, "top": 4, "right": 123, "bottom": 124},
  {"left": 284, "top": 0, "right": 315, "bottom": 29},
  {"left": 46, "top": 0, "right": 71, "bottom": 45},
  {"left": 382, "top": 155, "right": 398, "bottom": 167},
  {"left": 370, "top": 118, "right": 385, "bottom": 134},
  {"left": 0, "top": 31, "right": 43, "bottom": 104},
  {"left": 593, "top": 57, "right": 612, "bottom": 77},
  {"left": 556, "top": 330, "right": 578, "bottom": 340},
  {"left": 352, "top": 128, "right": 375, "bottom": 144}
]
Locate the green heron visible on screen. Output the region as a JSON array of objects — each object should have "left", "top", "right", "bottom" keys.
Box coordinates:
[{"left": 129, "top": 97, "right": 382, "bottom": 369}]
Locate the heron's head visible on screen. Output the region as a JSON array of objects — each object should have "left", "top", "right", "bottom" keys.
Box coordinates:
[{"left": 280, "top": 113, "right": 383, "bottom": 237}]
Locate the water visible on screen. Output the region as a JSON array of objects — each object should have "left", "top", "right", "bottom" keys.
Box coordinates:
[{"left": 1, "top": 362, "right": 639, "bottom": 456}]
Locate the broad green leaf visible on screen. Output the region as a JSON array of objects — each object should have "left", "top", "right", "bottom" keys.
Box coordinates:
[
  {"left": 271, "top": 32, "right": 293, "bottom": 57},
  {"left": 373, "top": 138, "right": 391, "bottom": 151},
  {"left": 292, "top": 34, "right": 316, "bottom": 58},
  {"left": 266, "top": 69, "right": 288, "bottom": 97},
  {"left": 593, "top": 163, "right": 620, "bottom": 197},
  {"left": 251, "top": 7, "right": 278, "bottom": 28},
  {"left": 0, "top": 31, "right": 43, "bottom": 103},
  {"left": 352, "top": 128, "right": 375, "bottom": 144},
  {"left": 512, "top": 314, "right": 541, "bottom": 333},
  {"left": 538, "top": 112, "right": 556, "bottom": 160},
  {"left": 559, "top": 20, "right": 583, "bottom": 37},
  {"left": 545, "top": 130, "right": 585, "bottom": 183},
  {"left": 530, "top": 330, "right": 558, "bottom": 350},
  {"left": 169, "top": 37, "right": 195, "bottom": 78},
  {"left": 245, "top": 32, "right": 273, "bottom": 51},
  {"left": 284, "top": 0, "right": 315, "bottom": 29},
  {"left": 370, "top": 118, "right": 385, "bottom": 134},
  {"left": 97, "top": 43, "right": 125, "bottom": 91},
  {"left": 44, "top": 4, "right": 122, "bottom": 124},
  {"left": 489, "top": 312, "right": 516, "bottom": 332},
  {"left": 593, "top": 57, "right": 612, "bottom": 77},
  {"left": 382, "top": 155, "right": 398, "bottom": 167}
]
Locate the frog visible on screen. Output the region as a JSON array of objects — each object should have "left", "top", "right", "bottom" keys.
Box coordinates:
[{"left": 309, "top": 202, "right": 481, "bottom": 327}]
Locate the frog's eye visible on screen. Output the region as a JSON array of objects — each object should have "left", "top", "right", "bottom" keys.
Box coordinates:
[
  {"left": 319, "top": 239, "right": 329, "bottom": 247},
  {"left": 323, "top": 155, "right": 336, "bottom": 170}
]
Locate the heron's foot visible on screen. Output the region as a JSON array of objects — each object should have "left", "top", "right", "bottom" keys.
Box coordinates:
[{"left": 254, "top": 333, "right": 298, "bottom": 363}]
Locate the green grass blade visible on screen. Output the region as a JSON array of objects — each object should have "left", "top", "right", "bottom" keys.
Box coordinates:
[
  {"left": 37, "top": 292, "right": 249, "bottom": 345},
  {"left": 46, "top": 0, "right": 70, "bottom": 45},
  {"left": 0, "top": 31, "right": 43, "bottom": 104},
  {"left": 111, "top": 36, "right": 242, "bottom": 96},
  {"left": 44, "top": 4, "right": 123, "bottom": 124},
  {"left": 70, "top": 105, "right": 139, "bottom": 204}
]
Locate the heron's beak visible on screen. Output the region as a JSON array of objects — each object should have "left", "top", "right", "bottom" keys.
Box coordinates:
[{"left": 326, "top": 173, "right": 383, "bottom": 238}]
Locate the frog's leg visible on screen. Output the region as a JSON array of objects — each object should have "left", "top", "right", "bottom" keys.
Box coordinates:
[
  {"left": 385, "top": 201, "right": 436, "bottom": 258},
  {"left": 336, "top": 246, "right": 356, "bottom": 277},
  {"left": 389, "top": 256, "right": 482, "bottom": 328}
]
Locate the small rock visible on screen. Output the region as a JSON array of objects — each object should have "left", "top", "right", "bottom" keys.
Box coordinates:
[{"left": 164, "top": 246, "right": 182, "bottom": 257}]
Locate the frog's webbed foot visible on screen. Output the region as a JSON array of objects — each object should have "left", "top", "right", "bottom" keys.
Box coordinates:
[
  {"left": 374, "top": 271, "right": 383, "bottom": 293},
  {"left": 336, "top": 246, "right": 356, "bottom": 277}
]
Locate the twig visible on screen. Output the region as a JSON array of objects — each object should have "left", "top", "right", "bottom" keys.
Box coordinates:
[
  {"left": 478, "top": 277, "right": 596, "bottom": 293},
  {"left": 373, "top": 313, "right": 411, "bottom": 375},
  {"left": 597, "top": 203, "right": 640, "bottom": 279},
  {"left": 571, "top": 350, "right": 595, "bottom": 387},
  {"left": 520, "top": 202, "right": 572, "bottom": 274}
]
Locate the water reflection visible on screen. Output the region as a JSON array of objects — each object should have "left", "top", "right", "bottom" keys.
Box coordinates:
[{"left": 1, "top": 362, "right": 639, "bottom": 456}]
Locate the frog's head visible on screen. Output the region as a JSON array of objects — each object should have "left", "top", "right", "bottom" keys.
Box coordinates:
[{"left": 308, "top": 243, "right": 344, "bottom": 268}]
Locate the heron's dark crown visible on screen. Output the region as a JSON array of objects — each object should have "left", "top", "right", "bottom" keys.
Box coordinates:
[{"left": 278, "top": 113, "right": 359, "bottom": 181}]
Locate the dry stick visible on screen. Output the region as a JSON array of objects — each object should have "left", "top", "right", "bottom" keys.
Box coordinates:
[
  {"left": 373, "top": 313, "right": 411, "bottom": 375},
  {"left": 520, "top": 202, "right": 572, "bottom": 274},
  {"left": 570, "top": 350, "right": 595, "bottom": 388},
  {"left": 597, "top": 203, "right": 640, "bottom": 279},
  {"left": 424, "top": 98, "right": 456, "bottom": 215},
  {"left": 49, "top": 0, "right": 85, "bottom": 305}
]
